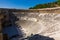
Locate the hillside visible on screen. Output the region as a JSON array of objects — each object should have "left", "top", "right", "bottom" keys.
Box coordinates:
[{"left": 29, "top": 0, "right": 60, "bottom": 9}]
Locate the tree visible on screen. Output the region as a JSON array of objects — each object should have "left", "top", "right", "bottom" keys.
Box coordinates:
[{"left": 29, "top": 0, "right": 60, "bottom": 9}]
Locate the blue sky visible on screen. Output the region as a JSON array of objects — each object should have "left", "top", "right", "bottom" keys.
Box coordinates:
[{"left": 0, "top": 0, "right": 56, "bottom": 9}]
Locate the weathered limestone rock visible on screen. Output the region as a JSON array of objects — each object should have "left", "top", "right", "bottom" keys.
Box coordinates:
[
  {"left": 16, "top": 13, "right": 60, "bottom": 40},
  {"left": 1, "top": 7, "right": 60, "bottom": 40},
  {"left": 13, "top": 7, "right": 60, "bottom": 40}
]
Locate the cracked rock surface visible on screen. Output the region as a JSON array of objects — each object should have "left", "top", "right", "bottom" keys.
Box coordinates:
[{"left": 15, "top": 12, "right": 60, "bottom": 40}]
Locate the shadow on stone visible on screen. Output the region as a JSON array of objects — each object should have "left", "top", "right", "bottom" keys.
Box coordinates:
[
  {"left": 2, "top": 10, "right": 24, "bottom": 40},
  {"left": 25, "top": 34, "right": 55, "bottom": 40}
]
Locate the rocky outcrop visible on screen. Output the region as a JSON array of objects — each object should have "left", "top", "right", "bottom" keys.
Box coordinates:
[
  {"left": 1, "top": 7, "right": 60, "bottom": 40},
  {"left": 13, "top": 7, "right": 60, "bottom": 40}
]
